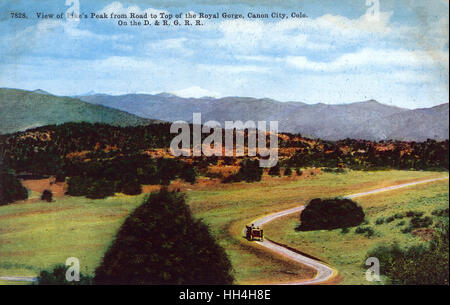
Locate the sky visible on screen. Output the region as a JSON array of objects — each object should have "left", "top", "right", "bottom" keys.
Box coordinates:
[{"left": 0, "top": 0, "right": 448, "bottom": 108}]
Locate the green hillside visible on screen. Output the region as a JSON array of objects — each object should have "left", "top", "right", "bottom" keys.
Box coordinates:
[{"left": 0, "top": 88, "right": 153, "bottom": 134}]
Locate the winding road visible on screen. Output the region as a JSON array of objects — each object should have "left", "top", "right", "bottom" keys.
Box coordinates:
[
  {"left": 250, "top": 176, "right": 449, "bottom": 285},
  {"left": 1, "top": 176, "right": 448, "bottom": 284}
]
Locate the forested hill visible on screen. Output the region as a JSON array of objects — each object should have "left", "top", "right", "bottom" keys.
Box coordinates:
[
  {"left": 0, "top": 88, "right": 155, "bottom": 134},
  {"left": 1, "top": 122, "right": 448, "bottom": 180}
]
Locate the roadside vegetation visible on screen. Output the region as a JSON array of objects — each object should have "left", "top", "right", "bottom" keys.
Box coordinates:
[
  {"left": 366, "top": 218, "right": 448, "bottom": 285},
  {"left": 0, "top": 167, "right": 28, "bottom": 205},
  {"left": 36, "top": 264, "right": 93, "bottom": 285},
  {"left": 297, "top": 198, "right": 365, "bottom": 231},
  {"left": 264, "top": 179, "right": 449, "bottom": 284}
]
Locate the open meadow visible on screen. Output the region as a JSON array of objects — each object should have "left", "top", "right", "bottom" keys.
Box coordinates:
[{"left": 0, "top": 169, "right": 448, "bottom": 284}]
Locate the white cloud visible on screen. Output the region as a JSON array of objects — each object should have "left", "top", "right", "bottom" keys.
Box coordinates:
[
  {"left": 146, "top": 37, "right": 194, "bottom": 56},
  {"left": 99, "top": 1, "right": 168, "bottom": 18},
  {"left": 171, "top": 86, "right": 221, "bottom": 98},
  {"left": 198, "top": 64, "right": 270, "bottom": 74},
  {"left": 286, "top": 48, "right": 449, "bottom": 72}
]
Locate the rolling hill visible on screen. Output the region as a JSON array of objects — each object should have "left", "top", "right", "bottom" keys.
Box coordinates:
[
  {"left": 1, "top": 88, "right": 447, "bottom": 141},
  {"left": 0, "top": 88, "right": 155, "bottom": 134}
]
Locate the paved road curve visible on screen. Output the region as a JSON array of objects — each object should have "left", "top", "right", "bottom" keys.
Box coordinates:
[
  {"left": 251, "top": 176, "right": 449, "bottom": 285},
  {"left": 0, "top": 276, "right": 37, "bottom": 282}
]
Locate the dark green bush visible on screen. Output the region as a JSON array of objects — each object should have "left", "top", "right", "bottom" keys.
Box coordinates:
[
  {"left": 410, "top": 216, "right": 433, "bottom": 229},
  {"left": 67, "top": 177, "right": 115, "bottom": 199},
  {"left": 224, "top": 159, "right": 262, "bottom": 183},
  {"left": 86, "top": 179, "right": 115, "bottom": 199},
  {"left": 268, "top": 164, "right": 281, "bottom": 176},
  {"left": 432, "top": 208, "right": 449, "bottom": 217},
  {"left": 0, "top": 169, "right": 28, "bottom": 205},
  {"left": 355, "top": 226, "right": 375, "bottom": 237},
  {"left": 341, "top": 227, "right": 350, "bottom": 234},
  {"left": 394, "top": 213, "right": 404, "bottom": 219},
  {"left": 298, "top": 198, "right": 365, "bottom": 231},
  {"left": 67, "top": 176, "right": 90, "bottom": 196},
  {"left": 41, "top": 189, "right": 53, "bottom": 202},
  {"left": 386, "top": 216, "right": 395, "bottom": 223},
  {"left": 94, "top": 189, "right": 233, "bottom": 285},
  {"left": 121, "top": 180, "right": 142, "bottom": 195},
  {"left": 375, "top": 217, "right": 385, "bottom": 225},
  {"left": 284, "top": 167, "right": 292, "bottom": 176},
  {"left": 406, "top": 211, "right": 424, "bottom": 218},
  {"left": 179, "top": 165, "right": 198, "bottom": 184},
  {"left": 37, "top": 264, "right": 93, "bottom": 285},
  {"left": 55, "top": 171, "right": 66, "bottom": 183},
  {"left": 365, "top": 221, "right": 449, "bottom": 284}
]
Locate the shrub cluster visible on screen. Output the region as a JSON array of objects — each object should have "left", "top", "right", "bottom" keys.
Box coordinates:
[
  {"left": 432, "top": 208, "right": 449, "bottom": 217},
  {"left": 375, "top": 217, "right": 385, "bottom": 225},
  {"left": 406, "top": 211, "right": 424, "bottom": 218},
  {"left": 298, "top": 198, "right": 365, "bottom": 231},
  {"left": 268, "top": 164, "right": 281, "bottom": 176},
  {"left": 284, "top": 167, "right": 292, "bottom": 176},
  {"left": 223, "top": 159, "right": 262, "bottom": 183},
  {"left": 66, "top": 156, "right": 198, "bottom": 199},
  {"left": 67, "top": 177, "right": 115, "bottom": 199},
  {"left": 355, "top": 226, "right": 375, "bottom": 237},
  {"left": 0, "top": 168, "right": 28, "bottom": 205},
  {"left": 36, "top": 264, "right": 93, "bottom": 285},
  {"left": 41, "top": 190, "right": 53, "bottom": 202},
  {"left": 365, "top": 221, "right": 449, "bottom": 284}
]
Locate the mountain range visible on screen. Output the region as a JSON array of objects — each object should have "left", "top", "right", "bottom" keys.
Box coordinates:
[
  {"left": 79, "top": 93, "right": 448, "bottom": 141},
  {"left": 0, "top": 88, "right": 448, "bottom": 141}
]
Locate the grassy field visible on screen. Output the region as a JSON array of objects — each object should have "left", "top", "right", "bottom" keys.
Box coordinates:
[
  {"left": 0, "top": 169, "right": 447, "bottom": 284},
  {"left": 263, "top": 178, "right": 449, "bottom": 284},
  {"left": 186, "top": 169, "right": 448, "bottom": 284},
  {"left": 0, "top": 193, "right": 147, "bottom": 277}
]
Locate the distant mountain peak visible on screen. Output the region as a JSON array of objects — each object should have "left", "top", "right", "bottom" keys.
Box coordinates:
[
  {"left": 364, "top": 99, "right": 380, "bottom": 104},
  {"left": 80, "top": 90, "right": 97, "bottom": 96},
  {"left": 155, "top": 92, "right": 178, "bottom": 98},
  {"left": 33, "top": 89, "right": 51, "bottom": 95}
]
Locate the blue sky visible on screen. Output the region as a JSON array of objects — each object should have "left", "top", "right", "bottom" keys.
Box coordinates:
[{"left": 0, "top": 0, "right": 448, "bottom": 108}]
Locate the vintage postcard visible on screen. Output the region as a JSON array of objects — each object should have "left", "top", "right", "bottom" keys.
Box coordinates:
[{"left": 0, "top": 0, "right": 448, "bottom": 296}]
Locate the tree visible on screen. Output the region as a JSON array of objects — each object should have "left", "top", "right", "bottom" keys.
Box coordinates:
[
  {"left": 237, "top": 159, "right": 263, "bottom": 182},
  {"left": 86, "top": 179, "right": 115, "bottom": 199},
  {"left": 41, "top": 189, "right": 53, "bottom": 202},
  {"left": 67, "top": 176, "right": 90, "bottom": 196},
  {"left": 94, "top": 189, "right": 233, "bottom": 284},
  {"left": 298, "top": 198, "right": 365, "bottom": 231},
  {"left": 121, "top": 180, "right": 142, "bottom": 195},
  {"left": 0, "top": 168, "right": 28, "bottom": 205},
  {"left": 268, "top": 164, "right": 280, "bottom": 176},
  {"left": 179, "top": 165, "right": 197, "bottom": 184},
  {"left": 284, "top": 167, "right": 292, "bottom": 176}
]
